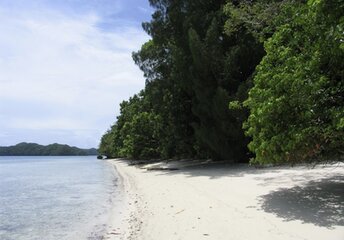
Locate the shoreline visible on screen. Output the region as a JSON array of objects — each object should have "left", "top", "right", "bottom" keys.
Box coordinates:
[
  {"left": 103, "top": 160, "right": 143, "bottom": 240},
  {"left": 106, "top": 159, "right": 344, "bottom": 240}
]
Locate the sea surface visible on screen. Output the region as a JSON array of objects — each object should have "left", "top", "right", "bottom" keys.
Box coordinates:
[{"left": 0, "top": 156, "right": 119, "bottom": 240}]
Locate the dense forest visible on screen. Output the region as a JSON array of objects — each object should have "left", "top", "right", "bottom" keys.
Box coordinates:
[
  {"left": 0, "top": 143, "right": 98, "bottom": 156},
  {"left": 99, "top": 0, "right": 343, "bottom": 164}
]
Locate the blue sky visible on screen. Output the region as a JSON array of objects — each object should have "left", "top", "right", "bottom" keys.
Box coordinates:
[{"left": 0, "top": 0, "right": 152, "bottom": 148}]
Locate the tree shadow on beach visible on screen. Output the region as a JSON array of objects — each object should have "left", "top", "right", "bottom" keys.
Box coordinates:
[
  {"left": 118, "top": 159, "right": 342, "bottom": 180},
  {"left": 139, "top": 160, "right": 284, "bottom": 179},
  {"left": 259, "top": 175, "right": 344, "bottom": 228}
]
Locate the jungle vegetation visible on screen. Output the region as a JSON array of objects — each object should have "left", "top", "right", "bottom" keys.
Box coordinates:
[{"left": 99, "top": 0, "right": 343, "bottom": 164}]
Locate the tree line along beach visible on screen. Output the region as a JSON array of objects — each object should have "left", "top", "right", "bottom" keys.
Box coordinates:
[
  {"left": 98, "top": 1, "right": 343, "bottom": 239},
  {"left": 1, "top": 0, "right": 343, "bottom": 240}
]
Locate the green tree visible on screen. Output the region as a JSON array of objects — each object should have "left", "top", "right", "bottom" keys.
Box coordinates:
[
  {"left": 145, "top": 0, "right": 259, "bottom": 161},
  {"left": 100, "top": 0, "right": 308, "bottom": 162},
  {"left": 99, "top": 129, "right": 116, "bottom": 157},
  {"left": 134, "top": 8, "right": 200, "bottom": 159},
  {"left": 120, "top": 112, "right": 162, "bottom": 159},
  {"left": 244, "top": 0, "right": 344, "bottom": 164}
]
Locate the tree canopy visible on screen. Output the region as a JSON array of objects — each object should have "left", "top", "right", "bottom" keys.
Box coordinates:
[
  {"left": 244, "top": 0, "right": 344, "bottom": 164},
  {"left": 99, "top": 0, "right": 343, "bottom": 165}
]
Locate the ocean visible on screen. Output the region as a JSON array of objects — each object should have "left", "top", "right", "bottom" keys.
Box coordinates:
[{"left": 0, "top": 156, "right": 119, "bottom": 240}]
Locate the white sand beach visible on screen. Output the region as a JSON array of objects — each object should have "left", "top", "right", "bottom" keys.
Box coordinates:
[{"left": 105, "top": 159, "right": 344, "bottom": 240}]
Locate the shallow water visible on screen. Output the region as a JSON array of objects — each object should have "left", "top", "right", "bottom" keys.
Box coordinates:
[{"left": 0, "top": 156, "right": 119, "bottom": 240}]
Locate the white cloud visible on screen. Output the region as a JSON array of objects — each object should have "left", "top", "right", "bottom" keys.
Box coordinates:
[
  {"left": 0, "top": 4, "right": 149, "bottom": 147},
  {"left": 7, "top": 118, "right": 89, "bottom": 131}
]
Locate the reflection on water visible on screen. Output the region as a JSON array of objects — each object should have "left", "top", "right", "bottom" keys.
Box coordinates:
[{"left": 0, "top": 156, "right": 119, "bottom": 240}]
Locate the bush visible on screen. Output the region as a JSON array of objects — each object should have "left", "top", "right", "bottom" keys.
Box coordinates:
[{"left": 244, "top": 0, "right": 344, "bottom": 164}]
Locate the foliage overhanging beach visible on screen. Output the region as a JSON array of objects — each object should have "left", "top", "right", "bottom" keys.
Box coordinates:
[
  {"left": 99, "top": 1, "right": 343, "bottom": 239},
  {"left": 99, "top": 0, "right": 343, "bottom": 165}
]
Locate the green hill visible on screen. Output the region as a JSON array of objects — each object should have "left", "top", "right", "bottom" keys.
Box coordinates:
[{"left": 0, "top": 142, "right": 98, "bottom": 156}]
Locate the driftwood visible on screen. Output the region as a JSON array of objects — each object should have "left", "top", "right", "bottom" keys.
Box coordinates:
[{"left": 146, "top": 167, "right": 179, "bottom": 171}]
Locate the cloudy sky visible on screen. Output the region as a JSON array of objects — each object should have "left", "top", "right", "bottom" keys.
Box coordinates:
[{"left": 0, "top": 0, "right": 152, "bottom": 148}]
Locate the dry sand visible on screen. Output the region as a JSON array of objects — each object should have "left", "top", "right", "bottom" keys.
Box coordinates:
[{"left": 105, "top": 159, "right": 344, "bottom": 240}]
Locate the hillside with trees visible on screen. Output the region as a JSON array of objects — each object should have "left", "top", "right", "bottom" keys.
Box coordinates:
[
  {"left": 0, "top": 142, "right": 98, "bottom": 156},
  {"left": 99, "top": 0, "right": 343, "bottom": 164}
]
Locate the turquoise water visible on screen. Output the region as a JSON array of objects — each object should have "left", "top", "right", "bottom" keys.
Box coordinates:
[{"left": 0, "top": 156, "right": 119, "bottom": 240}]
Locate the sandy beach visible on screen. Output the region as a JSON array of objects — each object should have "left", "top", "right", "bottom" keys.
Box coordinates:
[{"left": 105, "top": 159, "right": 344, "bottom": 240}]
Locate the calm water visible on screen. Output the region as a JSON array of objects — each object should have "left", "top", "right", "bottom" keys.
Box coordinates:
[{"left": 0, "top": 156, "right": 119, "bottom": 240}]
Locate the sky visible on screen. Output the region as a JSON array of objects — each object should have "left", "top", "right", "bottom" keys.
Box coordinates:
[{"left": 0, "top": 0, "right": 152, "bottom": 148}]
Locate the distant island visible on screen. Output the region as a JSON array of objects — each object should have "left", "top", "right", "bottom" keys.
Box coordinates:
[{"left": 0, "top": 142, "right": 98, "bottom": 156}]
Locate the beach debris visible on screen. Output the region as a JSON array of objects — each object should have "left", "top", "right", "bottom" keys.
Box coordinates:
[
  {"left": 147, "top": 167, "right": 179, "bottom": 171},
  {"left": 175, "top": 209, "right": 185, "bottom": 214},
  {"left": 128, "top": 161, "right": 147, "bottom": 166}
]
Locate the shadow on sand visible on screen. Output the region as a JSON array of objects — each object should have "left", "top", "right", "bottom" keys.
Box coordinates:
[
  {"left": 141, "top": 161, "right": 283, "bottom": 179},
  {"left": 259, "top": 175, "right": 344, "bottom": 228}
]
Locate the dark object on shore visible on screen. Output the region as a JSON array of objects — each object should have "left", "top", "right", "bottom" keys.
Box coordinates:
[
  {"left": 97, "top": 155, "right": 103, "bottom": 159},
  {"left": 128, "top": 161, "right": 148, "bottom": 166},
  {"left": 146, "top": 167, "right": 179, "bottom": 171}
]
